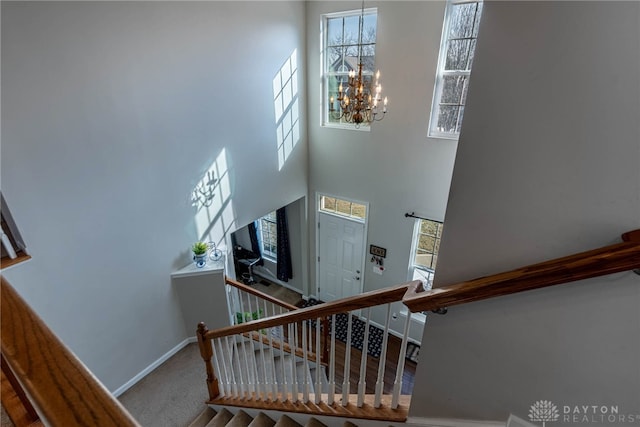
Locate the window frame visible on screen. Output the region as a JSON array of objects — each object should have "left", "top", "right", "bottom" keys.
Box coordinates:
[
  {"left": 408, "top": 218, "right": 444, "bottom": 290},
  {"left": 258, "top": 211, "right": 277, "bottom": 261},
  {"left": 318, "top": 194, "right": 367, "bottom": 223},
  {"left": 321, "top": 7, "right": 378, "bottom": 130},
  {"left": 1, "top": 193, "right": 31, "bottom": 269},
  {"left": 428, "top": 0, "right": 483, "bottom": 140}
]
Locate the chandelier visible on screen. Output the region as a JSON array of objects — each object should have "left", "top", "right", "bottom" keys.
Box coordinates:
[{"left": 329, "top": 1, "right": 387, "bottom": 127}]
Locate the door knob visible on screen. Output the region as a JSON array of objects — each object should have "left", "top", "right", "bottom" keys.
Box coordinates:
[{"left": 354, "top": 276, "right": 360, "bottom": 280}]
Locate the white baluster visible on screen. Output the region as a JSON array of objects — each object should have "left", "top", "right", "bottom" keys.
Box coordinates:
[
  {"left": 357, "top": 307, "right": 371, "bottom": 407},
  {"left": 315, "top": 317, "right": 322, "bottom": 404},
  {"left": 251, "top": 332, "right": 262, "bottom": 400},
  {"left": 342, "top": 313, "right": 353, "bottom": 406},
  {"left": 328, "top": 314, "right": 336, "bottom": 405},
  {"left": 211, "top": 338, "right": 226, "bottom": 397},
  {"left": 374, "top": 304, "right": 392, "bottom": 408},
  {"left": 233, "top": 334, "right": 247, "bottom": 398},
  {"left": 265, "top": 301, "right": 279, "bottom": 400},
  {"left": 302, "top": 322, "right": 310, "bottom": 403},
  {"left": 242, "top": 297, "right": 254, "bottom": 396},
  {"left": 279, "top": 308, "right": 288, "bottom": 401},
  {"left": 225, "top": 336, "right": 238, "bottom": 397},
  {"left": 258, "top": 325, "right": 268, "bottom": 399},
  {"left": 290, "top": 323, "right": 299, "bottom": 402},
  {"left": 392, "top": 312, "right": 412, "bottom": 409}
]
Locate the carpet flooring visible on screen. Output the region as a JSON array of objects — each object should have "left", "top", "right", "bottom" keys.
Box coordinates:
[{"left": 118, "top": 343, "right": 207, "bottom": 427}]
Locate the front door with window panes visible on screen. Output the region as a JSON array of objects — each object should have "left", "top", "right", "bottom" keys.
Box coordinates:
[{"left": 317, "top": 195, "right": 368, "bottom": 302}]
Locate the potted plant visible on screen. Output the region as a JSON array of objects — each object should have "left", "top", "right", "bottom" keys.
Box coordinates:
[{"left": 192, "top": 241, "right": 209, "bottom": 268}]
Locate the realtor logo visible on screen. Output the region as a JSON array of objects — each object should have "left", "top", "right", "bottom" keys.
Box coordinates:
[
  {"left": 529, "top": 400, "right": 560, "bottom": 427},
  {"left": 527, "top": 400, "right": 640, "bottom": 425}
]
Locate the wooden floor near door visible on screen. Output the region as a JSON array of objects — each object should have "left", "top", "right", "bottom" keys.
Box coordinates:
[{"left": 318, "top": 329, "right": 416, "bottom": 395}]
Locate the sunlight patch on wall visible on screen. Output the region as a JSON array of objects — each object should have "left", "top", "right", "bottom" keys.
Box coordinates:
[
  {"left": 273, "top": 49, "right": 300, "bottom": 171},
  {"left": 192, "top": 147, "right": 236, "bottom": 247}
]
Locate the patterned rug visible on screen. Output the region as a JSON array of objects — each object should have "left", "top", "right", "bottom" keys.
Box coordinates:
[{"left": 299, "top": 298, "right": 384, "bottom": 358}]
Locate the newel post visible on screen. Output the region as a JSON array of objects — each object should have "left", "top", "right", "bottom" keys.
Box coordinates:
[{"left": 196, "top": 322, "right": 219, "bottom": 401}]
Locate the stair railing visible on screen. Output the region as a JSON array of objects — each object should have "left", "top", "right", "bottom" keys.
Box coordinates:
[
  {"left": 0, "top": 277, "right": 141, "bottom": 427},
  {"left": 225, "top": 277, "right": 328, "bottom": 374},
  {"left": 198, "top": 230, "right": 640, "bottom": 421},
  {"left": 197, "top": 280, "right": 422, "bottom": 414}
]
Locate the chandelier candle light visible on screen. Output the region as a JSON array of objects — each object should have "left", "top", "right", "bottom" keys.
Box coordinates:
[{"left": 329, "top": 1, "right": 388, "bottom": 126}]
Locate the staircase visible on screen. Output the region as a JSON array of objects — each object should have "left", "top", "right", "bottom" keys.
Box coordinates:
[
  {"left": 2, "top": 230, "right": 638, "bottom": 427},
  {"left": 189, "top": 407, "right": 357, "bottom": 427}
]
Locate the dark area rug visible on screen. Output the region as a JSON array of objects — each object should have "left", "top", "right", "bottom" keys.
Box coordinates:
[{"left": 299, "top": 298, "right": 384, "bottom": 358}]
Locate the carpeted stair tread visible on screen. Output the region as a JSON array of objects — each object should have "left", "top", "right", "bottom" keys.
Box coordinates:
[
  {"left": 226, "top": 410, "right": 253, "bottom": 427},
  {"left": 304, "top": 417, "right": 326, "bottom": 427},
  {"left": 188, "top": 407, "right": 217, "bottom": 427},
  {"left": 247, "top": 412, "right": 276, "bottom": 427},
  {"left": 273, "top": 414, "right": 302, "bottom": 427},
  {"left": 205, "top": 408, "right": 233, "bottom": 427}
]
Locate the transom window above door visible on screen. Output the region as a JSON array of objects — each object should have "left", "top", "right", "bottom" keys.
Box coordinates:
[{"left": 319, "top": 195, "right": 367, "bottom": 221}]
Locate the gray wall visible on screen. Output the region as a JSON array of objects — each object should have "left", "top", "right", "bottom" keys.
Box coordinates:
[
  {"left": 410, "top": 1, "right": 640, "bottom": 420},
  {"left": 1, "top": 1, "right": 308, "bottom": 392},
  {"left": 305, "top": 1, "right": 454, "bottom": 341}
]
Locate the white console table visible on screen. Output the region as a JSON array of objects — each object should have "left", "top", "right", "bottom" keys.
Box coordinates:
[{"left": 171, "top": 257, "right": 226, "bottom": 336}]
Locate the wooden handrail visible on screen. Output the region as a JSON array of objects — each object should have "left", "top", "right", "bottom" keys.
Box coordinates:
[
  {"left": 0, "top": 277, "right": 141, "bottom": 427},
  {"left": 403, "top": 233, "right": 640, "bottom": 312},
  {"left": 204, "top": 280, "right": 422, "bottom": 341},
  {"left": 225, "top": 276, "right": 299, "bottom": 311}
]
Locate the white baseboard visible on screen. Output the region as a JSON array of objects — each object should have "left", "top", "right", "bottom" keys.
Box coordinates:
[
  {"left": 406, "top": 416, "right": 505, "bottom": 427},
  {"left": 112, "top": 337, "right": 196, "bottom": 397}
]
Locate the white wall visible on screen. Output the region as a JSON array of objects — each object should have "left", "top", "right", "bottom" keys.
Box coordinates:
[
  {"left": 306, "top": 1, "right": 453, "bottom": 340},
  {"left": 411, "top": 1, "right": 640, "bottom": 420},
  {"left": 1, "top": 1, "right": 307, "bottom": 392}
]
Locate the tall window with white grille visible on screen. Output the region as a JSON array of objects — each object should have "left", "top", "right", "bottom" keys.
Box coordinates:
[
  {"left": 429, "top": 0, "right": 483, "bottom": 139},
  {"left": 409, "top": 218, "right": 444, "bottom": 289},
  {"left": 259, "top": 211, "right": 277, "bottom": 261},
  {"left": 322, "top": 8, "right": 378, "bottom": 127}
]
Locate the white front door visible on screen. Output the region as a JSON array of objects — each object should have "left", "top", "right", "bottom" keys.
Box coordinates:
[{"left": 318, "top": 212, "right": 365, "bottom": 302}]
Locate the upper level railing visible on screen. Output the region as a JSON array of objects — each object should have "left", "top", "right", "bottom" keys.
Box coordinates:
[{"left": 0, "top": 277, "right": 141, "bottom": 427}]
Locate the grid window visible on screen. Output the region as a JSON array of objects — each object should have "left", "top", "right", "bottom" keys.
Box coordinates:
[
  {"left": 323, "top": 8, "right": 377, "bottom": 127},
  {"left": 319, "top": 195, "right": 367, "bottom": 221},
  {"left": 410, "top": 218, "right": 444, "bottom": 287},
  {"left": 429, "top": 0, "right": 483, "bottom": 138},
  {"left": 259, "top": 211, "right": 277, "bottom": 260},
  {"left": 1, "top": 193, "right": 30, "bottom": 269}
]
